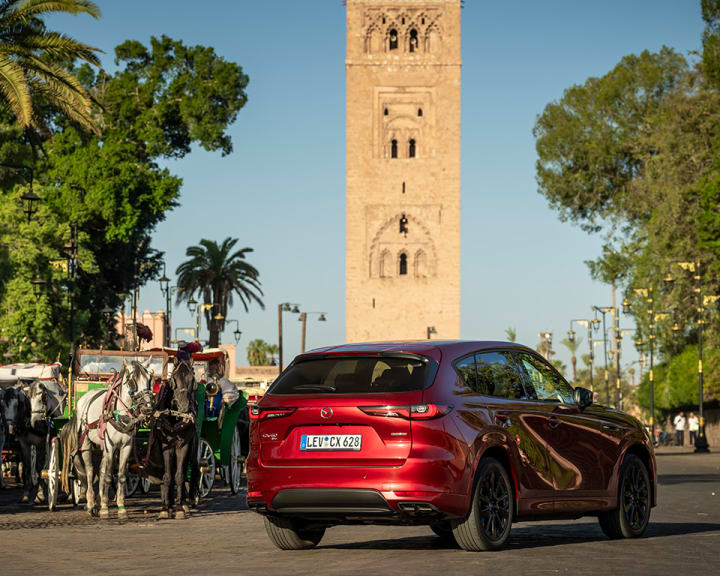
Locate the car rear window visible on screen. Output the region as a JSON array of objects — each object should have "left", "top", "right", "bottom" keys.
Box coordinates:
[{"left": 269, "top": 356, "right": 430, "bottom": 395}]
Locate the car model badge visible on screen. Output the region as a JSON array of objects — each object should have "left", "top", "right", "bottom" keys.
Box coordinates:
[{"left": 320, "top": 407, "right": 333, "bottom": 419}]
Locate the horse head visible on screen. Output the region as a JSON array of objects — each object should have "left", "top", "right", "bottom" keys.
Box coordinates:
[
  {"left": 127, "top": 358, "right": 155, "bottom": 421},
  {"left": 24, "top": 379, "right": 50, "bottom": 434},
  {"left": 2, "top": 384, "right": 28, "bottom": 437},
  {"left": 169, "top": 360, "right": 196, "bottom": 416}
]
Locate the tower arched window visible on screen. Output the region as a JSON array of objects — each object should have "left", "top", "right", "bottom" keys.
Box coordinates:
[
  {"left": 409, "top": 29, "right": 419, "bottom": 52},
  {"left": 391, "top": 139, "right": 398, "bottom": 158},
  {"left": 409, "top": 139, "right": 416, "bottom": 158},
  {"left": 418, "top": 108, "right": 423, "bottom": 117},
  {"left": 389, "top": 29, "right": 398, "bottom": 50},
  {"left": 399, "top": 253, "right": 408, "bottom": 276}
]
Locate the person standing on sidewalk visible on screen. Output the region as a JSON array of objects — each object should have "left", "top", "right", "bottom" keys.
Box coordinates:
[
  {"left": 688, "top": 412, "right": 699, "bottom": 446},
  {"left": 674, "top": 411, "right": 686, "bottom": 446}
]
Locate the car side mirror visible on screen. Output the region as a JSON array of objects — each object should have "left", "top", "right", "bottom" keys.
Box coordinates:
[{"left": 573, "top": 386, "right": 593, "bottom": 409}]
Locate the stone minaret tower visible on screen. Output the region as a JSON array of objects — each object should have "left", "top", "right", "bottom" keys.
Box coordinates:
[{"left": 346, "top": 0, "right": 461, "bottom": 342}]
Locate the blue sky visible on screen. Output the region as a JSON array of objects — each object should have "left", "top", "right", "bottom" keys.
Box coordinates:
[{"left": 48, "top": 1, "right": 704, "bottom": 372}]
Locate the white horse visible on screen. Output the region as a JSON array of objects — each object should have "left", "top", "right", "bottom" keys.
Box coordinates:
[{"left": 61, "top": 359, "right": 154, "bottom": 519}]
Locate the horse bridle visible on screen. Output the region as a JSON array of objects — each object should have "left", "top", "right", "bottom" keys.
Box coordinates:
[{"left": 154, "top": 361, "right": 195, "bottom": 423}]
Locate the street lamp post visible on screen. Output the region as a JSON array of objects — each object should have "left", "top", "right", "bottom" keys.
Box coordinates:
[
  {"left": 568, "top": 319, "right": 596, "bottom": 389},
  {"left": 628, "top": 287, "right": 668, "bottom": 442},
  {"left": 158, "top": 263, "right": 175, "bottom": 347},
  {"left": 226, "top": 319, "right": 243, "bottom": 344},
  {"left": 592, "top": 306, "right": 615, "bottom": 406},
  {"left": 664, "top": 261, "right": 717, "bottom": 453},
  {"left": 64, "top": 221, "right": 79, "bottom": 367},
  {"left": 278, "top": 302, "right": 300, "bottom": 372},
  {"left": 298, "top": 312, "right": 327, "bottom": 353}
]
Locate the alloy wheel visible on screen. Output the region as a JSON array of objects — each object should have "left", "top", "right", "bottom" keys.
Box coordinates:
[
  {"left": 477, "top": 467, "right": 510, "bottom": 541},
  {"left": 622, "top": 460, "right": 650, "bottom": 531}
]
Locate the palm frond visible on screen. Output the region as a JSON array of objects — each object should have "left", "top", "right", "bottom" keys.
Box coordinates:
[
  {"left": 0, "top": 54, "right": 31, "bottom": 125},
  {"left": 14, "top": 0, "right": 100, "bottom": 19},
  {"left": 14, "top": 31, "right": 101, "bottom": 65}
]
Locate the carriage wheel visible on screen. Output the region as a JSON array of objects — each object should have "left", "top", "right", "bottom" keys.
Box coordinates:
[
  {"left": 229, "top": 426, "right": 245, "bottom": 495},
  {"left": 47, "top": 438, "right": 60, "bottom": 511},
  {"left": 197, "top": 438, "right": 215, "bottom": 499},
  {"left": 140, "top": 477, "right": 151, "bottom": 494}
]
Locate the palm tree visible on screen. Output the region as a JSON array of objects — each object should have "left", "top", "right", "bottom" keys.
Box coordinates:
[
  {"left": 176, "top": 238, "right": 264, "bottom": 348},
  {"left": 560, "top": 336, "right": 583, "bottom": 384},
  {"left": 246, "top": 339, "right": 278, "bottom": 366},
  {"left": 504, "top": 326, "right": 517, "bottom": 342},
  {"left": 0, "top": 0, "right": 102, "bottom": 134},
  {"left": 247, "top": 339, "right": 269, "bottom": 366}
]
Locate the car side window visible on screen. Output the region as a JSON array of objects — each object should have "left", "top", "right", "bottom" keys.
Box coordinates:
[
  {"left": 515, "top": 352, "right": 574, "bottom": 403},
  {"left": 475, "top": 351, "right": 526, "bottom": 399},
  {"left": 453, "top": 354, "right": 476, "bottom": 391}
]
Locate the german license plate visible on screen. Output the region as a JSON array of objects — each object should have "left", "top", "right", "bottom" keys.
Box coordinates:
[{"left": 300, "top": 434, "right": 362, "bottom": 451}]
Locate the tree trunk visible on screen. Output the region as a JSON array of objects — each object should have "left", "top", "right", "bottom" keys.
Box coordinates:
[{"left": 571, "top": 354, "right": 577, "bottom": 384}]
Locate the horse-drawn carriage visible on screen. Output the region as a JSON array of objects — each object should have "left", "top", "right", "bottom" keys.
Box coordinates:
[
  {"left": 157, "top": 347, "right": 250, "bottom": 497},
  {"left": 2, "top": 346, "right": 249, "bottom": 517},
  {"left": 0, "top": 362, "right": 65, "bottom": 497},
  {"left": 43, "top": 349, "right": 169, "bottom": 511}
]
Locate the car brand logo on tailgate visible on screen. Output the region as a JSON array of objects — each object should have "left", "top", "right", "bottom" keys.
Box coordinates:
[{"left": 320, "top": 407, "right": 333, "bottom": 419}]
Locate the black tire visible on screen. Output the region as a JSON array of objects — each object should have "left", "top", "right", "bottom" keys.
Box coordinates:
[
  {"left": 430, "top": 520, "right": 456, "bottom": 541},
  {"left": 264, "top": 516, "right": 326, "bottom": 550},
  {"left": 598, "top": 454, "right": 651, "bottom": 539},
  {"left": 452, "top": 457, "right": 513, "bottom": 551}
]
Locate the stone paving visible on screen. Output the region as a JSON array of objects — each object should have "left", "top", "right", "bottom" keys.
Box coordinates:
[{"left": 1, "top": 450, "right": 719, "bottom": 575}]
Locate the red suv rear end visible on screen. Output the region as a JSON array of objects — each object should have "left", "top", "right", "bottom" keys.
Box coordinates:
[{"left": 247, "top": 341, "right": 655, "bottom": 551}]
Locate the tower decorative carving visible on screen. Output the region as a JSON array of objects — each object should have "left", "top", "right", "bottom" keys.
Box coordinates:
[{"left": 346, "top": 0, "right": 461, "bottom": 342}]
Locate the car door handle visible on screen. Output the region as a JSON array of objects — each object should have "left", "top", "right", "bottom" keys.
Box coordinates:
[{"left": 548, "top": 416, "right": 561, "bottom": 429}]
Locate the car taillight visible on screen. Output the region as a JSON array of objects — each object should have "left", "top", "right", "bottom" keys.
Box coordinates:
[
  {"left": 248, "top": 406, "right": 297, "bottom": 421},
  {"left": 359, "top": 404, "right": 452, "bottom": 420}
]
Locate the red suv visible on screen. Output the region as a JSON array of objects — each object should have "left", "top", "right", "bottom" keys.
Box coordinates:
[{"left": 247, "top": 341, "right": 655, "bottom": 551}]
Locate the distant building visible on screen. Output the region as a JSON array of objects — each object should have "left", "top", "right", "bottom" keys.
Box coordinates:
[{"left": 346, "top": 0, "right": 462, "bottom": 342}]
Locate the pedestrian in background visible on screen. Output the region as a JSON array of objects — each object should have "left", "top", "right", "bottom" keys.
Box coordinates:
[
  {"left": 688, "top": 412, "right": 699, "bottom": 446},
  {"left": 674, "top": 411, "right": 686, "bottom": 446}
]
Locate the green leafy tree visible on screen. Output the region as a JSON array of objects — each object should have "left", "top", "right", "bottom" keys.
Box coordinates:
[
  {"left": 0, "top": 0, "right": 101, "bottom": 133},
  {"left": 702, "top": 0, "right": 720, "bottom": 89},
  {"left": 533, "top": 23, "right": 720, "bottom": 408},
  {"left": 504, "top": 326, "right": 517, "bottom": 342},
  {"left": 177, "top": 238, "right": 264, "bottom": 348},
  {"left": 0, "top": 36, "right": 249, "bottom": 362},
  {"left": 534, "top": 47, "right": 687, "bottom": 232}
]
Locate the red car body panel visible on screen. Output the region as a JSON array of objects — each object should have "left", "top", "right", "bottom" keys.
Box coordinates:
[{"left": 247, "top": 341, "right": 656, "bottom": 524}]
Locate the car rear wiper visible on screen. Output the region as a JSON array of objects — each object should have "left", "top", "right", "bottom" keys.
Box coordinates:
[{"left": 293, "top": 384, "right": 337, "bottom": 392}]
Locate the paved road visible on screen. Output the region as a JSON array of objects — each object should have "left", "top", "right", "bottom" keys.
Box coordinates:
[{"left": 1, "top": 451, "right": 719, "bottom": 575}]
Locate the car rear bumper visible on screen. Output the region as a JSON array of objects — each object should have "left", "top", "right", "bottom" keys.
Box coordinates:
[{"left": 247, "top": 460, "right": 468, "bottom": 522}]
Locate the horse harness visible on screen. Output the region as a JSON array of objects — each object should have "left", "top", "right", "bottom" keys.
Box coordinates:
[{"left": 78, "top": 370, "right": 150, "bottom": 451}]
